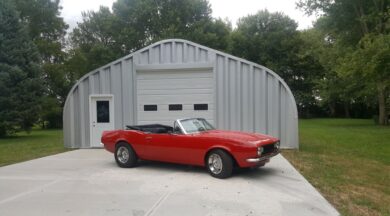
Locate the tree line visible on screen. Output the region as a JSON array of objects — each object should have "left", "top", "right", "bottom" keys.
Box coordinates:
[{"left": 0, "top": 0, "right": 388, "bottom": 136}]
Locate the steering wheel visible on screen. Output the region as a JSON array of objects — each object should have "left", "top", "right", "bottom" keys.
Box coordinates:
[{"left": 198, "top": 127, "right": 205, "bottom": 131}]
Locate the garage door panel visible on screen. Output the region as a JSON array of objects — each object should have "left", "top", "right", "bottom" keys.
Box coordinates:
[
  {"left": 137, "top": 79, "right": 213, "bottom": 90},
  {"left": 137, "top": 70, "right": 213, "bottom": 80},
  {"left": 138, "top": 119, "right": 215, "bottom": 126},
  {"left": 138, "top": 111, "right": 213, "bottom": 121},
  {"left": 138, "top": 94, "right": 213, "bottom": 104},
  {"left": 137, "top": 120, "right": 174, "bottom": 126},
  {"left": 137, "top": 69, "right": 214, "bottom": 125},
  {"left": 138, "top": 88, "right": 213, "bottom": 95}
]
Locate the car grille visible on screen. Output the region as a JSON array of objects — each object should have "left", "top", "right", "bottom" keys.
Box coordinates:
[{"left": 262, "top": 143, "right": 276, "bottom": 155}]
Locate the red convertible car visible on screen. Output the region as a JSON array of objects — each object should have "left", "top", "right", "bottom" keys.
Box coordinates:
[{"left": 101, "top": 118, "right": 280, "bottom": 178}]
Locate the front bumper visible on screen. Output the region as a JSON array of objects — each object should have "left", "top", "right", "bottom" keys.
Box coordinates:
[{"left": 246, "top": 150, "right": 279, "bottom": 163}]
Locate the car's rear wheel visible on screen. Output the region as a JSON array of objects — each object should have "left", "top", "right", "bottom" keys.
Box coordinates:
[
  {"left": 115, "top": 142, "right": 137, "bottom": 168},
  {"left": 206, "top": 149, "right": 233, "bottom": 179}
]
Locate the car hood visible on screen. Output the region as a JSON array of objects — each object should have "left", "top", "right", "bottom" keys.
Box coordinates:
[{"left": 197, "top": 130, "right": 278, "bottom": 146}]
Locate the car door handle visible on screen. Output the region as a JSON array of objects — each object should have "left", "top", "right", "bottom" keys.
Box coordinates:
[{"left": 146, "top": 137, "right": 152, "bottom": 140}]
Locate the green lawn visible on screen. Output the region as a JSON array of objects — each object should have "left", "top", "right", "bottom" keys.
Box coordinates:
[
  {"left": 0, "top": 129, "right": 70, "bottom": 167},
  {"left": 283, "top": 119, "right": 390, "bottom": 216}
]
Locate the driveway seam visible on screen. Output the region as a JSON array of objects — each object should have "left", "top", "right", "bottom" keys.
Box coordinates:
[
  {"left": 145, "top": 191, "right": 173, "bottom": 216},
  {"left": 0, "top": 179, "right": 61, "bottom": 205}
]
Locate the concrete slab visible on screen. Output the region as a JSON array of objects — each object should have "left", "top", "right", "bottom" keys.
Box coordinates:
[{"left": 0, "top": 150, "right": 339, "bottom": 216}]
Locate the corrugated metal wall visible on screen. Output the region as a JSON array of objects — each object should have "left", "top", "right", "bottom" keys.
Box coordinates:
[{"left": 63, "top": 39, "right": 298, "bottom": 149}]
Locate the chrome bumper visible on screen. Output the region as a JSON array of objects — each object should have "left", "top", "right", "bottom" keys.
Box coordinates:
[{"left": 246, "top": 151, "right": 279, "bottom": 163}]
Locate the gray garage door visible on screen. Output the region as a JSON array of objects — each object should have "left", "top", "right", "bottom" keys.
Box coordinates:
[{"left": 136, "top": 69, "right": 214, "bottom": 126}]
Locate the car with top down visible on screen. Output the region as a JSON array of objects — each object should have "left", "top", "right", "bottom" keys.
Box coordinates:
[{"left": 101, "top": 118, "right": 280, "bottom": 178}]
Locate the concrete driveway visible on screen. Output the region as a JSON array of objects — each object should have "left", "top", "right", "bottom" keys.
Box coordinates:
[{"left": 0, "top": 150, "right": 339, "bottom": 216}]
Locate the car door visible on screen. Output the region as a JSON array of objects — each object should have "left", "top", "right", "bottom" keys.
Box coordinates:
[
  {"left": 164, "top": 133, "right": 206, "bottom": 165},
  {"left": 142, "top": 132, "right": 204, "bottom": 165},
  {"left": 141, "top": 133, "right": 173, "bottom": 162}
]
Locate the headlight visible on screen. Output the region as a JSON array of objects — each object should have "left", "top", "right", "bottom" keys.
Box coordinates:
[
  {"left": 274, "top": 141, "right": 280, "bottom": 149},
  {"left": 257, "top": 147, "right": 264, "bottom": 156}
]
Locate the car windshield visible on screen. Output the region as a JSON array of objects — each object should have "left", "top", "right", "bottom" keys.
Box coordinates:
[{"left": 179, "top": 118, "right": 215, "bottom": 134}]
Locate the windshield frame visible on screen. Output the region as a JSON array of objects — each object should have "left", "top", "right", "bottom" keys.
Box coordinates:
[{"left": 176, "top": 118, "right": 215, "bottom": 134}]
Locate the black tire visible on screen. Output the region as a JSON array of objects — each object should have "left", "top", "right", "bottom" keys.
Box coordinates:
[
  {"left": 115, "top": 142, "right": 138, "bottom": 168},
  {"left": 206, "top": 149, "right": 233, "bottom": 179}
]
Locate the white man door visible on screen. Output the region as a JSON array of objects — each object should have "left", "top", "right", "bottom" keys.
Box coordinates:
[{"left": 89, "top": 95, "right": 114, "bottom": 147}]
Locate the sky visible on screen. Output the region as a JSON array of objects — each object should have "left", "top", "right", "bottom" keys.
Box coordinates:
[{"left": 60, "top": 0, "right": 316, "bottom": 31}]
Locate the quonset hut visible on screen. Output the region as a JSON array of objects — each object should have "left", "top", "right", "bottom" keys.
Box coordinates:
[{"left": 63, "top": 39, "right": 298, "bottom": 148}]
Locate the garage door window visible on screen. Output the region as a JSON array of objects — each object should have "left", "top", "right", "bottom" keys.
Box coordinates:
[
  {"left": 194, "top": 104, "right": 208, "bottom": 111},
  {"left": 144, "top": 105, "right": 157, "bottom": 111},
  {"left": 169, "top": 104, "right": 182, "bottom": 111}
]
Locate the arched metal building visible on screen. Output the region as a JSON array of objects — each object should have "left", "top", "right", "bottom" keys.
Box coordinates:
[{"left": 63, "top": 39, "right": 298, "bottom": 149}]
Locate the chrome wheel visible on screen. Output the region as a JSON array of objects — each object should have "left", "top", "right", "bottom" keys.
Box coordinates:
[
  {"left": 117, "top": 146, "right": 129, "bottom": 164},
  {"left": 208, "top": 153, "right": 223, "bottom": 174},
  {"left": 115, "top": 142, "right": 138, "bottom": 168}
]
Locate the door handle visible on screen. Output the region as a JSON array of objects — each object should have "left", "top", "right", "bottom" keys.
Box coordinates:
[{"left": 146, "top": 137, "right": 152, "bottom": 140}]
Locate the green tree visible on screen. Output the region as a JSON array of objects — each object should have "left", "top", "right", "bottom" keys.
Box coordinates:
[
  {"left": 298, "top": 0, "right": 389, "bottom": 43},
  {"left": 298, "top": 0, "right": 390, "bottom": 124},
  {"left": 40, "top": 96, "right": 63, "bottom": 129},
  {"left": 180, "top": 18, "right": 232, "bottom": 52},
  {"left": 15, "top": 0, "right": 68, "bottom": 63},
  {"left": 112, "top": 0, "right": 213, "bottom": 51},
  {"left": 69, "top": 6, "right": 122, "bottom": 74},
  {"left": 338, "top": 34, "right": 390, "bottom": 122},
  {"left": 43, "top": 63, "right": 74, "bottom": 107},
  {"left": 230, "top": 10, "right": 299, "bottom": 71},
  {"left": 300, "top": 28, "right": 363, "bottom": 117},
  {"left": 14, "top": 0, "right": 69, "bottom": 128},
  {"left": 0, "top": 0, "right": 43, "bottom": 136},
  {"left": 69, "top": 0, "right": 231, "bottom": 77},
  {"left": 229, "top": 10, "right": 323, "bottom": 116}
]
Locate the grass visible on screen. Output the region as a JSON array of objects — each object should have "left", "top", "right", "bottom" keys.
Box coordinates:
[
  {"left": 0, "top": 129, "right": 70, "bottom": 167},
  {"left": 283, "top": 119, "right": 390, "bottom": 216}
]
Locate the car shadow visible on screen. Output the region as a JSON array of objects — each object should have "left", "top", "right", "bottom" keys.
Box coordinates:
[
  {"left": 136, "top": 160, "right": 206, "bottom": 174},
  {"left": 117, "top": 160, "right": 279, "bottom": 179},
  {"left": 233, "top": 167, "right": 279, "bottom": 179}
]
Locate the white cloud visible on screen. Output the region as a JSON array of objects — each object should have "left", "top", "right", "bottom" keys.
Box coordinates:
[
  {"left": 60, "top": 0, "right": 316, "bottom": 31},
  {"left": 209, "top": 0, "right": 316, "bottom": 29},
  {"left": 60, "top": 0, "right": 115, "bottom": 30}
]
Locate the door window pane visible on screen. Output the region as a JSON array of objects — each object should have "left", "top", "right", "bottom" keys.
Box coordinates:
[
  {"left": 169, "top": 104, "right": 182, "bottom": 111},
  {"left": 194, "top": 104, "right": 208, "bottom": 110},
  {"left": 144, "top": 105, "right": 157, "bottom": 111},
  {"left": 97, "top": 101, "right": 110, "bottom": 123}
]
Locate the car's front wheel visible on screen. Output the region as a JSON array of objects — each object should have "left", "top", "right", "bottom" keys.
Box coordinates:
[
  {"left": 206, "top": 150, "right": 233, "bottom": 179},
  {"left": 115, "top": 142, "right": 138, "bottom": 168}
]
